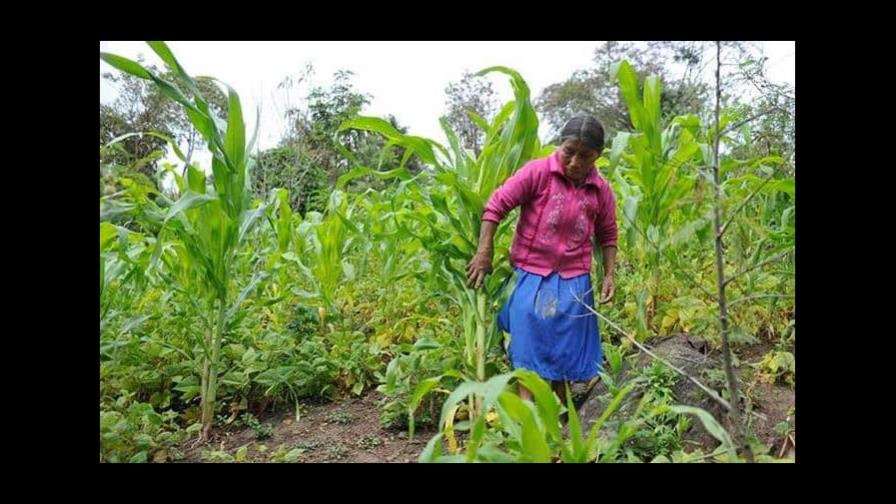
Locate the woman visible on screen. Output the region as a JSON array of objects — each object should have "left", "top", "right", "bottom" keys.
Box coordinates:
[{"left": 465, "top": 114, "right": 618, "bottom": 406}]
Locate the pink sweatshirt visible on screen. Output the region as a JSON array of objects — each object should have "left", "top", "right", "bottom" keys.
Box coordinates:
[{"left": 482, "top": 150, "right": 618, "bottom": 279}]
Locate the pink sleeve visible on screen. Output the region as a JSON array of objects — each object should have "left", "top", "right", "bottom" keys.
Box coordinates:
[
  {"left": 482, "top": 161, "right": 540, "bottom": 223},
  {"left": 595, "top": 184, "right": 618, "bottom": 248}
]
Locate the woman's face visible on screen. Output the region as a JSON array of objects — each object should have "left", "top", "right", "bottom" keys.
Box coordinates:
[{"left": 559, "top": 139, "right": 599, "bottom": 183}]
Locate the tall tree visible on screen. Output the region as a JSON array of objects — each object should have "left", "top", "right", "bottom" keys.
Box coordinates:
[
  {"left": 100, "top": 58, "right": 228, "bottom": 184},
  {"left": 444, "top": 71, "right": 499, "bottom": 156}
]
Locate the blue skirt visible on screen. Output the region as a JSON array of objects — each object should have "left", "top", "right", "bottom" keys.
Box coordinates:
[{"left": 497, "top": 267, "right": 602, "bottom": 382}]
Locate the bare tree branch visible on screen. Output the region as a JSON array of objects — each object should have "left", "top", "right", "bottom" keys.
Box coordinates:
[{"left": 711, "top": 41, "right": 754, "bottom": 462}]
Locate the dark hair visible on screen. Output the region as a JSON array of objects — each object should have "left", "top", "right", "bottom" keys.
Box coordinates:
[{"left": 559, "top": 114, "right": 605, "bottom": 153}]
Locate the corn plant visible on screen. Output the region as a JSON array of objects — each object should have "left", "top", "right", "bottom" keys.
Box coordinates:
[
  {"left": 608, "top": 61, "right": 707, "bottom": 335},
  {"left": 100, "top": 133, "right": 188, "bottom": 323},
  {"left": 419, "top": 368, "right": 741, "bottom": 463},
  {"left": 343, "top": 184, "right": 426, "bottom": 289},
  {"left": 101, "top": 42, "right": 271, "bottom": 442},
  {"left": 276, "top": 189, "right": 360, "bottom": 321},
  {"left": 417, "top": 369, "right": 638, "bottom": 463},
  {"left": 340, "top": 67, "right": 547, "bottom": 420}
]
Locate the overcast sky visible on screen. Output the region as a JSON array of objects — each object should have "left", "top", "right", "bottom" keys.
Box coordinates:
[{"left": 100, "top": 41, "right": 794, "bottom": 169}]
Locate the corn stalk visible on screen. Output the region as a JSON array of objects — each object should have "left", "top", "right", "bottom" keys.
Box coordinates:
[
  {"left": 100, "top": 42, "right": 269, "bottom": 442},
  {"left": 609, "top": 61, "right": 704, "bottom": 335},
  {"left": 340, "top": 67, "right": 545, "bottom": 420}
]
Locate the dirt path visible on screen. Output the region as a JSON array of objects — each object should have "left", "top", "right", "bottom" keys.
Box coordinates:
[
  {"left": 176, "top": 335, "right": 794, "bottom": 462},
  {"left": 178, "top": 392, "right": 437, "bottom": 463}
]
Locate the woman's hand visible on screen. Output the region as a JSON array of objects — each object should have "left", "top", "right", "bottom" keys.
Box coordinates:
[
  {"left": 599, "top": 274, "right": 615, "bottom": 304},
  {"left": 466, "top": 250, "right": 493, "bottom": 288},
  {"left": 599, "top": 246, "right": 617, "bottom": 304}
]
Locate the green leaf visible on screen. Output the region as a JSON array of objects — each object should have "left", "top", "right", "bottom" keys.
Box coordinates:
[
  {"left": 164, "top": 191, "right": 217, "bottom": 224},
  {"left": 513, "top": 370, "right": 560, "bottom": 441},
  {"left": 339, "top": 116, "right": 402, "bottom": 137},
  {"left": 133, "top": 434, "right": 155, "bottom": 449},
  {"left": 467, "top": 110, "right": 490, "bottom": 133},
  {"left": 239, "top": 201, "right": 271, "bottom": 243},
  {"left": 146, "top": 41, "right": 181, "bottom": 73},
  {"left": 128, "top": 451, "right": 149, "bottom": 463},
  {"left": 609, "top": 132, "right": 631, "bottom": 170},
  {"left": 564, "top": 384, "right": 586, "bottom": 462},
  {"left": 498, "top": 392, "right": 551, "bottom": 462},
  {"left": 226, "top": 270, "right": 267, "bottom": 322},
  {"left": 412, "top": 337, "right": 442, "bottom": 350},
  {"left": 336, "top": 165, "right": 411, "bottom": 189},
  {"left": 100, "top": 256, "right": 106, "bottom": 293},
  {"left": 643, "top": 75, "right": 662, "bottom": 129},
  {"left": 187, "top": 164, "right": 206, "bottom": 193},
  {"left": 121, "top": 314, "right": 152, "bottom": 333},
  {"left": 585, "top": 381, "right": 636, "bottom": 454},
  {"left": 419, "top": 433, "right": 445, "bottom": 463},
  {"left": 340, "top": 116, "right": 438, "bottom": 166},
  {"left": 408, "top": 376, "right": 443, "bottom": 439},
  {"left": 614, "top": 61, "right": 645, "bottom": 130},
  {"left": 772, "top": 178, "right": 795, "bottom": 197},
  {"left": 222, "top": 82, "right": 246, "bottom": 170},
  {"left": 100, "top": 222, "right": 117, "bottom": 251},
  {"left": 100, "top": 53, "right": 152, "bottom": 79},
  {"left": 670, "top": 405, "right": 737, "bottom": 460},
  {"left": 186, "top": 108, "right": 216, "bottom": 141},
  {"left": 438, "top": 381, "right": 482, "bottom": 431}
]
